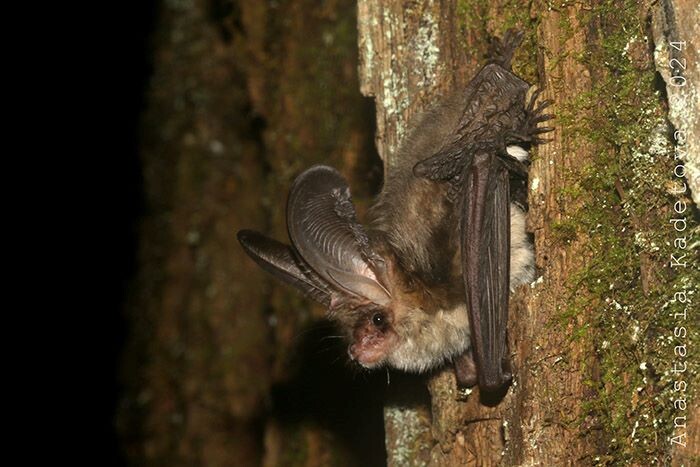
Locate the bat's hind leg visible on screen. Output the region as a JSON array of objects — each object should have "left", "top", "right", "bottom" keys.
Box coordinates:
[{"left": 454, "top": 350, "right": 478, "bottom": 388}]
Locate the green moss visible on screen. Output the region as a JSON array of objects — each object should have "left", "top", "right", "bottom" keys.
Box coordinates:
[
  {"left": 435, "top": 1, "right": 698, "bottom": 463},
  {"left": 456, "top": 0, "right": 542, "bottom": 82},
  {"left": 456, "top": 0, "right": 490, "bottom": 39},
  {"left": 551, "top": 0, "right": 699, "bottom": 463},
  {"left": 551, "top": 218, "right": 580, "bottom": 244}
]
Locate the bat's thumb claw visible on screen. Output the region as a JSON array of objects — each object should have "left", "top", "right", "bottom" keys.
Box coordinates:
[
  {"left": 412, "top": 161, "right": 428, "bottom": 177},
  {"left": 488, "top": 29, "right": 524, "bottom": 69}
]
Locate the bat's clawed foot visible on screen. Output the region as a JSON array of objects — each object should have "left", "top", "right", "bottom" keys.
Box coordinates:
[{"left": 454, "top": 351, "right": 479, "bottom": 388}]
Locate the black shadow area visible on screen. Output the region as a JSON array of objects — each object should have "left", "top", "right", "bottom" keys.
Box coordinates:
[{"left": 270, "top": 320, "right": 390, "bottom": 467}]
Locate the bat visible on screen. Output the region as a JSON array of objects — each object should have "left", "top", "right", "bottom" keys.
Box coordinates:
[{"left": 237, "top": 30, "right": 552, "bottom": 392}]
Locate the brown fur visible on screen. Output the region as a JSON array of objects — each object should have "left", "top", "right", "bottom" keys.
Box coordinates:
[{"left": 353, "top": 92, "right": 535, "bottom": 372}]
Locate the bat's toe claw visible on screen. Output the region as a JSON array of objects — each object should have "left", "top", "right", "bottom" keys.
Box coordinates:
[
  {"left": 535, "top": 99, "right": 554, "bottom": 112},
  {"left": 533, "top": 126, "right": 555, "bottom": 134},
  {"left": 532, "top": 113, "right": 555, "bottom": 124},
  {"left": 519, "top": 94, "right": 555, "bottom": 146},
  {"left": 532, "top": 136, "right": 554, "bottom": 145},
  {"left": 527, "top": 88, "right": 542, "bottom": 111}
]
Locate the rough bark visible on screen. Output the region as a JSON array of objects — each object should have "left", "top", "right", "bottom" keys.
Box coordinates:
[{"left": 358, "top": 0, "right": 698, "bottom": 465}]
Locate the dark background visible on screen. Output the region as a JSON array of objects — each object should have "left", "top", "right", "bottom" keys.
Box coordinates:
[
  {"left": 101, "top": 2, "right": 155, "bottom": 464},
  {"left": 99, "top": 1, "right": 390, "bottom": 465}
]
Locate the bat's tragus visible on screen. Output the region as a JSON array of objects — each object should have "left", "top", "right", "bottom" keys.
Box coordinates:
[{"left": 238, "top": 29, "right": 553, "bottom": 395}]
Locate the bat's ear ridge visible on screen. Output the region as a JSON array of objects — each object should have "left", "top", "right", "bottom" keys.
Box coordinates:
[
  {"left": 237, "top": 229, "right": 332, "bottom": 306},
  {"left": 287, "top": 165, "right": 392, "bottom": 306}
]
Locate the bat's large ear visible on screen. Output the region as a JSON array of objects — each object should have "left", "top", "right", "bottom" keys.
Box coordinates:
[
  {"left": 237, "top": 230, "right": 332, "bottom": 306},
  {"left": 287, "top": 165, "right": 391, "bottom": 306}
]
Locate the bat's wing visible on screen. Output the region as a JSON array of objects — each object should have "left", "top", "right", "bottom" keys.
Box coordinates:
[
  {"left": 411, "top": 32, "right": 553, "bottom": 391},
  {"left": 462, "top": 151, "right": 512, "bottom": 391},
  {"left": 413, "top": 63, "right": 531, "bottom": 185},
  {"left": 237, "top": 230, "right": 332, "bottom": 306},
  {"left": 411, "top": 63, "right": 529, "bottom": 391}
]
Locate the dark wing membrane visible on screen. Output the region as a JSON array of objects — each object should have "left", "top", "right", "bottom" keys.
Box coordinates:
[
  {"left": 462, "top": 151, "right": 511, "bottom": 391},
  {"left": 414, "top": 64, "right": 529, "bottom": 182},
  {"left": 287, "top": 165, "right": 391, "bottom": 305},
  {"left": 237, "top": 229, "right": 332, "bottom": 306}
]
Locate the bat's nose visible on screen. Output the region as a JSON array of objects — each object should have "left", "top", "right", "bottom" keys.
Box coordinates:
[{"left": 348, "top": 340, "right": 386, "bottom": 368}]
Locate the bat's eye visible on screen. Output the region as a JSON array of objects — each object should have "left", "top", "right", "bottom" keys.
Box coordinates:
[{"left": 372, "top": 312, "right": 385, "bottom": 327}]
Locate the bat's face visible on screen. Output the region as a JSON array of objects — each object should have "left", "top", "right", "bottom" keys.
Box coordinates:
[
  {"left": 237, "top": 165, "right": 404, "bottom": 369},
  {"left": 326, "top": 255, "right": 404, "bottom": 369},
  {"left": 329, "top": 264, "right": 471, "bottom": 373},
  {"left": 346, "top": 305, "right": 398, "bottom": 367}
]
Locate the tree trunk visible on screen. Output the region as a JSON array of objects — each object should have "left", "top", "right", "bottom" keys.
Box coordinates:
[{"left": 358, "top": 0, "right": 699, "bottom": 465}]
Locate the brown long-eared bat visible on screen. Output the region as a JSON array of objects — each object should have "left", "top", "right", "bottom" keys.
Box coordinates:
[{"left": 237, "top": 30, "right": 553, "bottom": 392}]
